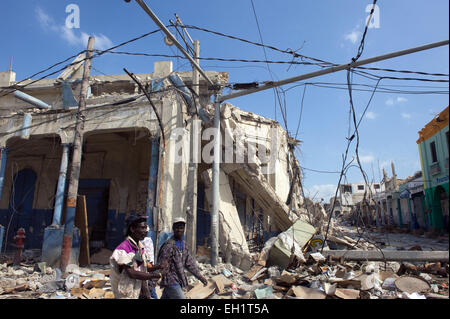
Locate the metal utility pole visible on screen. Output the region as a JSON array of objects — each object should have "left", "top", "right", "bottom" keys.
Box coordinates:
[
  {"left": 133, "top": 0, "right": 214, "bottom": 88},
  {"left": 171, "top": 13, "right": 201, "bottom": 256},
  {"left": 219, "top": 40, "right": 449, "bottom": 102},
  {"left": 126, "top": 0, "right": 448, "bottom": 267},
  {"left": 186, "top": 39, "right": 200, "bottom": 256},
  {"left": 60, "top": 36, "right": 95, "bottom": 273},
  {"left": 126, "top": 0, "right": 220, "bottom": 265}
]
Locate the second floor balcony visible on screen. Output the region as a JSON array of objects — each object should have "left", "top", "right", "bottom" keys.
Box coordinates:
[{"left": 430, "top": 162, "right": 441, "bottom": 175}]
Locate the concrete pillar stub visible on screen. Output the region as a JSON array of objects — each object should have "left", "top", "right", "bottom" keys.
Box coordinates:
[{"left": 153, "top": 61, "right": 173, "bottom": 79}]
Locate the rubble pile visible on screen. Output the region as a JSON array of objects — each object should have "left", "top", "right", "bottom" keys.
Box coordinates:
[
  {"left": 0, "top": 215, "right": 448, "bottom": 300},
  {"left": 0, "top": 262, "right": 113, "bottom": 299},
  {"left": 0, "top": 249, "right": 448, "bottom": 299},
  {"left": 187, "top": 253, "right": 449, "bottom": 300}
]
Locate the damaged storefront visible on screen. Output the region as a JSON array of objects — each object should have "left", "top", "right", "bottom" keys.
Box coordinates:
[{"left": 0, "top": 60, "right": 312, "bottom": 271}]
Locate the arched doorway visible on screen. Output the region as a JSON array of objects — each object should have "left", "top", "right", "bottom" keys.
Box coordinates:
[{"left": 6, "top": 169, "right": 37, "bottom": 251}]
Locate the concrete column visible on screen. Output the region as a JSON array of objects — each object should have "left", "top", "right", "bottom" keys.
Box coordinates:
[
  {"left": 145, "top": 137, "right": 159, "bottom": 243},
  {"left": 42, "top": 143, "right": 70, "bottom": 267},
  {"left": 52, "top": 144, "right": 70, "bottom": 226},
  {"left": 210, "top": 96, "right": 221, "bottom": 266},
  {"left": 186, "top": 118, "right": 200, "bottom": 256}
]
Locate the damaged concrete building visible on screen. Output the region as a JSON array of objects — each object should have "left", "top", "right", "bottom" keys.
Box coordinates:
[{"left": 0, "top": 60, "right": 313, "bottom": 271}]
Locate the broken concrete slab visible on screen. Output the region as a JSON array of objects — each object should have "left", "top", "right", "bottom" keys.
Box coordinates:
[
  {"left": 395, "top": 276, "right": 431, "bottom": 294},
  {"left": 310, "top": 252, "right": 326, "bottom": 263},
  {"left": 329, "top": 278, "right": 362, "bottom": 289},
  {"left": 250, "top": 268, "right": 267, "bottom": 282},
  {"left": 245, "top": 265, "right": 263, "bottom": 281},
  {"left": 88, "top": 288, "right": 106, "bottom": 299},
  {"left": 267, "top": 219, "right": 316, "bottom": 269},
  {"left": 186, "top": 280, "right": 216, "bottom": 299},
  {"left": 335, "top": 288, "right": 360, "bottom": 299},
  {"left": 286, "top": 285, "right": 326, "bottom": 299},
  {"left": 278, "top": 270, "right": 298, "bottom": 285},
  {"left": 211, "top": 275, "right": 225, "bottom": 294},
  {"left": 222, "top": 162, "right": 293, "bottom": 231},
  {"left": 323, "top": 282, "right": 337, "bottom": 296},
  {"left": 70, "top": 287, "right": 89, "bottom": 298}
]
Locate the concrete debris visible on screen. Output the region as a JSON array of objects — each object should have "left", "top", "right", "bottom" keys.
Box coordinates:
[
  {"left": 0, "top": 262, "right": 113, "bottom": 299},
  {"left": 310, "top": 252, "right": 326, "bottom": 263},
  {"left": 254, "top": 286, "right": 276, "bottom": 299},
  {"left": 202, "top": 169, "right": 252, "bottom": 271},
  {"left": 335, "top": 288, "right": 360, "bottom": 299},
  {"left": 394, "top": 276, "right": 431, "bottom": 294},
  {"left": 267, "top": 219, "right": 315, "bottom": 269},
  {"left": 323, "top": 282, "right": 337, "bottom": 296},
  {"left": 0, "top": 220, "right": 447, "bottom": 300},
  {"left": 287, "top": 285, "right": 326, "bottom": 299}
]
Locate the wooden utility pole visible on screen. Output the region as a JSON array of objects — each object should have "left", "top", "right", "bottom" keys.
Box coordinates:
[{"left": 60, "top": 36, "right": 95, "bottom": 273}]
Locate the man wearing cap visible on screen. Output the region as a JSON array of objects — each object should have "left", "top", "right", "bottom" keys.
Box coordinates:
[
  {"left": 110, "top": 215, "right": 167, "bottom": 299},
  {"left": 157, "top": 217, "right": 208, "bottom": 299}
]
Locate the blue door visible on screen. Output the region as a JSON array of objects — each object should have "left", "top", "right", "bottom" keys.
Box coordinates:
[
  {"left": 7, "top": 169, "right": 36, "bottom": 250},
  {"left": 196, "top": 183, "right": 211, "bottom": 246},
  {"left": 78, "top": 179, "right": 110, "bottom": 252}
]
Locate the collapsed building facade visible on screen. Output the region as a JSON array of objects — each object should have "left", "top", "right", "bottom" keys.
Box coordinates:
[{"left": 0, "top": 60, "right": 315, "bottom": 270}]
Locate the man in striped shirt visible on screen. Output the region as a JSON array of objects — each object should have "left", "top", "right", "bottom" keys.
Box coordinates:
[{"left": 157, "top": 217, "right": 208, "bottom": 299}]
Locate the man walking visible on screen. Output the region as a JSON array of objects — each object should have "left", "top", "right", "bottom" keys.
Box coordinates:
[
  {"left": 157, "top": 217, "right": 208, "bottom": 299},
  {"left": 110, "top": 215, "right": 167, "bottom": 299}
]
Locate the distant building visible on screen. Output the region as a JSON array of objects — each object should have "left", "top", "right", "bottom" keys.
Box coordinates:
[
  {"left": 329, "top": 182, "right": 384, "bottom": 218},
  {"left": 397, "top": 171, "right": 426, "bottom": 230},
  {"left": 417, "top": 106, "right": 449, "bottom": 233}
]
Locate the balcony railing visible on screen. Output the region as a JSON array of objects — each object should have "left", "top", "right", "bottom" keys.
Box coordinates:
[{"left": 430, "top": 162, "right": 441, "bottom": 175}]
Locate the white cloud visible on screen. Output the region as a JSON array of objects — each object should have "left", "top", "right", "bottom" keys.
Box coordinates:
[
  {"left": 36, "top": 7, "right": 113, "bottom": 50},
  {"left": 401, "top": 113, "right": 412, "bottom": 119},
  {"left": 366, "top": 111, "right": 377, "bottom": 119},
  {"left": 92, "top": 34, "right": 114, "bottom": 51},
  {"left": 386, "top": 96, "right": 407, "bottom": 106},
  {"left": 344, "top": 30, "right": 361, "bottom": 44},
  {"left": 359, "top": 155, "right": 374, "bottom": 164},
  {"left": 61, "top": 27, "right": 113, "bottom": 50},
  {"left": 36, "top": 7, "right": 57, "bottom": 31},
  {"left": 306, "top": 184, "right": 337, "bottom": 202}
]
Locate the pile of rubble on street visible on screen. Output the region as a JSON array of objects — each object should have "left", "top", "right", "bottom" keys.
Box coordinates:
[{"left": 0, "top": 220, "right": 448, "bottom": 299}]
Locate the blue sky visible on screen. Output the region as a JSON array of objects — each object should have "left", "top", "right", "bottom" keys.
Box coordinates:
[{"left": 1, "top": 0, "right": 449, "bottom": 202}]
